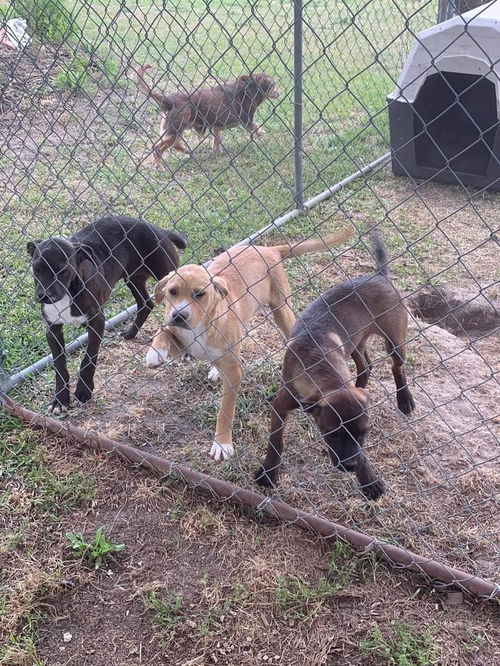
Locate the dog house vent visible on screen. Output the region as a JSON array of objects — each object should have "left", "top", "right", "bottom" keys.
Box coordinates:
[{"left": 388, "top": 1, "right": 500, "bottom": 190}]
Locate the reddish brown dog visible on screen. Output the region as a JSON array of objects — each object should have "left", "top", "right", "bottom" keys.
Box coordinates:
[{"left": 135, "top": 64, "right": 280, "bottom": 167}]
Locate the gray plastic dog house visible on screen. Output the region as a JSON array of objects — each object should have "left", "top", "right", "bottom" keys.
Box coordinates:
[{"left": 388, "top": 2, "right": 500, "bottom": 191}]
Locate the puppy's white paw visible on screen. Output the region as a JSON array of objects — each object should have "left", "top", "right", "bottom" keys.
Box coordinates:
[
  {"left": 209, "top": 441, "right": 234, "bottom": 462},
  {"left": 145, "top": 346, "right": 170, "bottom": 368},
  {"left": 207, "top": 367, "right": 220, "bottom": 382},
  {"left": 48, "top": 403, "right": 67, "bottom": 416}
]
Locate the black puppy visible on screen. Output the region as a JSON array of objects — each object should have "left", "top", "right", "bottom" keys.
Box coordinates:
[
  {"left": 256, "top": 232, "right": 415, "bottom": 500},
  {"left": 27, "top": 215, "right": 186, "bottom": 414}
]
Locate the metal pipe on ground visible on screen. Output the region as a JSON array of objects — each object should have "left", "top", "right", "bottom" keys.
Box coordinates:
[
  {"left": 2, "top": 152, "right": 391, "bottom": 393},
  {"left": 3, "top": 396, "right": 499, "bottom": 602}
]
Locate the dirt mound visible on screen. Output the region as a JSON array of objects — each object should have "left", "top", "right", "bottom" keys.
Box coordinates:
[{"left": 411, "top": 286, "right": 500, "bottom": 336}]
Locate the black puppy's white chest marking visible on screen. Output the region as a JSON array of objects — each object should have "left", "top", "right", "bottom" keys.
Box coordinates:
[{"left": 42, "top": 294, "right": 87, "bottom": 326}]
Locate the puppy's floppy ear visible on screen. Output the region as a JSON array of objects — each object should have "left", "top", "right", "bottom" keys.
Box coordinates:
[
  {"left": 27, "top": 241, "right": 41, "bottom": 257},
  {"left": 154, "top": 271, "right": 175, "bottom": 304},
  {"left": 212, "top": 276, "right": 228, "bottom": 298},
  {"left": 73, "top": 243, "right": 97, "bottom": 265}
]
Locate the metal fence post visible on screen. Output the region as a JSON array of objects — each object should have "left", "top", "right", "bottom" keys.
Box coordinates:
[{"left": 293, "top": 0, "right": 304, "bottom": 209}]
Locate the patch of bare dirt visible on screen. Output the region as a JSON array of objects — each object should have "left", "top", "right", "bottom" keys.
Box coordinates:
[{"left": 0, "top": 41, "right": 143, "bottom": 194}]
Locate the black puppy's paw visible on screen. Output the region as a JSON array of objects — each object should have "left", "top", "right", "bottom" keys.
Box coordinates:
[
  {"left": 74, "top": 386, "right": 93, "bottom": 405},
  {"left": 119, "top": 325, "right": 138, "bottom": 340},
  {"left": 359, "top": 477, "right": 385, "bottom": 501},
  {"left": 48, "top": 399, "right": 69, "bottom": 416},
  {"left": 255, "top": 466, "right": 278, "bottom": 489}
]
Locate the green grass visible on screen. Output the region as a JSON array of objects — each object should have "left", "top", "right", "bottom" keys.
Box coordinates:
[
  {"left": 144, "top": 591, "right": 184, "bottom": 642},
  {"left": 460, "top": 626, "right": 486, "bottom": 654},
  {"left": 167, "top": 495, "right": 188, "bottom": 520},
  {"left": 276, "top": 574, "right": 338, "bottom": 621},
  {"left": 198, "top": 608, "right": 224, "bottom": 636},
  {"left": 275, "top": 541, "right": 376, "bottom": 621},
  {"left": 0, "top": 413, "right": 96, "bottom": 521},
  {"left": 0, "top": 415, "right": 126, "bottom": 665},
  {"left": 54, "top": 49, "right": 120, "bottom": 93},
  {"left": 66, "top": 526, "right": 125, "bottom": 568},
  {"left": 0, "top": 0, "right": 436, "bottom": 378},
  {"left": 360, "top": 622, "right": 437, "bottom": 666},
  {"left": 0, "top": 411, "right": 96, "bottom": 665},
  {"left": 9, "top": 0, "right": 78, "bottom": 43},
  {"left": 0, "top": 619, "right": 45, "bottom": 666}
]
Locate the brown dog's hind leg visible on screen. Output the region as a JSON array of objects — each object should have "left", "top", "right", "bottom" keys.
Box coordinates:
[
  {"left": 247, "top": 121, "right": 264, "bottom": 138},
  {"left": 386, "top": 338, "right": 415, "bottom": 415},
  {"left": 352, "top": 347, "right": 372, "bottom": 388},
  {"left": 152, "top": 133, "right": 178, "bottom": 168},
  {"left": 172, "top": 136, "right": 190, "bottom": 155},
  {"left": 212, "top": 127, "right": 222, "bottom": 153},
  {"left": 256, "top": 386, "right": 298, "bottom": 488}
]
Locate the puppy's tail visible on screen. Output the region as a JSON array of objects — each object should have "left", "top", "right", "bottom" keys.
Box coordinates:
[
  {"left": 135, "top": 64, "right": 173, "bottom": 111},
  {"left": 370, "top": 229, "right": 389, "bottom": 276},
  {"left": 166, "top": 230, "right": 188, "bottom": 250},
  {"left": 277, "top": 226, "right": 353, "bottom": 259}
]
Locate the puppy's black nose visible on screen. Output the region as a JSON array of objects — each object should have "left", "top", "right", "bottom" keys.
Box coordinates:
[
  {"left": 172, "top": 309, "right": 188, "bottom": 324},
  {"left": 36, "top": 289, "right": 52, "bottom": 304}
]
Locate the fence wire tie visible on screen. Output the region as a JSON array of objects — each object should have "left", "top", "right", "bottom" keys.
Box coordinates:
[{"left": 256, "top": 497, "right": 273, "bottom": 513}]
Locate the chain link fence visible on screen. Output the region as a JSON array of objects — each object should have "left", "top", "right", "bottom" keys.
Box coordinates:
[{"left": 1, "top": 0, "right": 499, "bottom": 599}]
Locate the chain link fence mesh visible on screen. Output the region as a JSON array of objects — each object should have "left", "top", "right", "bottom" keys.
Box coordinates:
[{"left": 0, "top": 0, "right": 498, "bottom": 597}]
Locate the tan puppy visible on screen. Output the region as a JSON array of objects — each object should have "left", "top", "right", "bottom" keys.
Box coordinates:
[{"left": 145, "top": 228, "right": 353, "bottom": 461}]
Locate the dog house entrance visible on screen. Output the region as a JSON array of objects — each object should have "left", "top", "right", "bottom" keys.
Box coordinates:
[{"left": 413, "top": 72, "right": 498, "bottom": 176}]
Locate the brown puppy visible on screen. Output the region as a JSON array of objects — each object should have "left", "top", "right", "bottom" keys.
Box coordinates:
[
  {"left": 145, "top": 228, "right": 353, "bottom": 461},
  {"left": 135, "top": 64, "right": 280, "bottom": 167},
  {"left": 256, "top": 232, "right": 415, "bottom": 500}
]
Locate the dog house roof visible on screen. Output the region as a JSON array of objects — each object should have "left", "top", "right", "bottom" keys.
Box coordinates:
[{"left": 389, "top": 1, "right": 500, "bottom": 104}]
